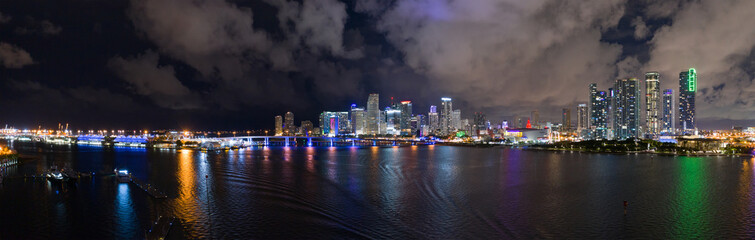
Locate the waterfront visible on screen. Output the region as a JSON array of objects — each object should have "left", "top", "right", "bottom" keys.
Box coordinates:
[{"left": 2, "top": 142, "right": 755, "bottom": 239}]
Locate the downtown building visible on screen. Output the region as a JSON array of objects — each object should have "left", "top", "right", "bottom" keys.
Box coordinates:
[
  {"left": 645, "top": 72, "right": 661, "bottom": 137},
  {"left": 428, "top": 105, "right": 439, "bottom": 134},
  {"left": 441, "top": 98, "right": 453, "bottom": 135},
  {"left": 284, "top": 112, "right": 295, "bottom": 136},
  {"left": 350, "top": 105, "right": 366, "bottom": 135},
  {"left": 588, "top": 83, "right": 609, "bottom": 139},
  {"left": 274, "top": 115, "right": 283, "bottom": 136},
  {"left": 612, "top": 78, "right": 641, "bottom": 140},
  {"left": 366, "top": 93, "right": 380, "bottom": 135},
  {"left": 662, "top": 89, "right": 675, "bottom": 133},
  {"left": 577, "top": 103, "right": 588, "bottom": 132},
  {"left": 679, "top": 68, "right": 697, "bottom": 133}
]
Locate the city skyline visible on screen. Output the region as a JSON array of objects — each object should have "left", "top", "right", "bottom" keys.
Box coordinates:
[{"left": 1, "top": 1, "right": 754, "bottom": 130}]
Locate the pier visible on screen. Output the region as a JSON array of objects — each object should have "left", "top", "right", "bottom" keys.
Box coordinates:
[
  {"left": 130, "top": 177, "right": 167, "bottom": 199},
  {"left": 145, "top": 215, "right": 174, "bottom": 240}
]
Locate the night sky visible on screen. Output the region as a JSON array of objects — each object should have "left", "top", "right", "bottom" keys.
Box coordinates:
[{"left": 0, "top": 0, "right": 753, "bottom": 130}]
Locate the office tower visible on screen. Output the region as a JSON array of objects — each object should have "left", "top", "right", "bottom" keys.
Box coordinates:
[
  {"left": 645, "top": 72, "right": 661, "bottom": 137},
  {"left": 319, "top": 112, "right": 341, "bottom": 137},
  {"left": 577, "top": 104, "right": 588, "bottom": 130},
  {"left": 589, "top": 83, "right": 598, "bottom": 128},
  {"left": 400, "top": 101, "right": 413, "bottom": 136},
  {"left": 414, "top": 114, "right": 426, "bottom": 136},
  {"left": 274, "top": 115, "right": 283, "bottom": 136},
  {"left": 593, "top": 91, "right": 609, "bottom": 139},
  {"left": 351, "top": 107, "right": 365, "bottom": 135},
  {"left": 366, "top": 93, "right": 379, "bottom": 134},
  {"left": 385, "top": 106, "right": 401, "bottom": 135},
  {"left": 378, "top": 110, "right": 387, "bottom": 134},
  {"left": 452, "top": 109, "right": 461, "bottom": 130},
  {"left": 562, "top": 108, "right": 571, "bottom": 131},
  {"left": 679, "top": 68, "right": 696, "bottom": 132},
  {"left": 662, "top": 89, "right": 674, "bottom": 133},
  {"left": 284, "top": 112, "right": 295, "bottom": 136},
  {"left": 474, "top": 112, "right": 487, "bottom": 134},
  {"left": 531, "top": 110, "right": 540, "bottom": 129},
  {"left": 613, "top": 78, "right": 641, "bottom": 140},
  {"left": 441, "top": 98, "right": 453, "bottom": 135},
  {"left": 300, "top": 120, "right": 313, "bottom": 136},
  {"left": 336, "top": 112, "right": 350, "bottom": 134},
  {"left": 428, "top": 105, "right": 439, "bottom": 134}
]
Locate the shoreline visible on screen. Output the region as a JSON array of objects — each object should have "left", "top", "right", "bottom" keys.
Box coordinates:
[{"left": 523, "top": 146, "right": 751, "bottom": 157}]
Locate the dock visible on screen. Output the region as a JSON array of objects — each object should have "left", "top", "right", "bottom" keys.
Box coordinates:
[
  {"left": 145, "top": 215, "right": 175, "bottom": 240},
  {"left": 130, "top": 177, "right": 167, "bottom": 199}
]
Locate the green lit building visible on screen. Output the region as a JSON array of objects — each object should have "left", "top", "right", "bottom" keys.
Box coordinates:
[{"left": 679, "top": 68, "right": 696, "bottom": 132}]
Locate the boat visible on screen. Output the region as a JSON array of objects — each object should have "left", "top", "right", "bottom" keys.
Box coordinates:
[
  {"left": 114, "top": 169, "right": 132, "bottom": 183},
  {"left": 46, "top": 166, "right": 66, "bottom": 182}
]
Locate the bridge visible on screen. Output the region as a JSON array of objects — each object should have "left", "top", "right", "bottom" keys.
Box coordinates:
[{"left": 216, "top": 136, "right": 435, "bottom": 148}]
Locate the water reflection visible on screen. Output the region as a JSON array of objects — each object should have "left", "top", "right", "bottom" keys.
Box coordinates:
[
  {"left": 114, "top": 183, "right": 137, "bottom": 239},
  {"left": 674, "top": 157, "right": 709, "bottom": 237}
]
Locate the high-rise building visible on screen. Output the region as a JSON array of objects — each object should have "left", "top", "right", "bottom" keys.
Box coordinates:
[
  {"left": 589, "top": 83, "right": 598, "bottom": 128},
  {"left": 385, "top": 106, "right": 401, "bottom": 135},
  {"left": 473, "top": 112, "right": 487, "bottom": 135},
  {"left": 531, "top": 110, "right": 540, "bottom": 129},
  {"left": 284, "top": 112, "right": 295, "bottom": 136},
  {"left": 274, "top": 115, "right": 283, "bottom": 136},
  {"left": 300, "top": 120, "right": 313, "bottom": 136},
  {"left": 679, "top": 68, "right": 696, "bottom": 132},
  {"left": 428, "top": 105, "right": 439, "bottom": 134},
  {"left": 400, "top": 101, "right": 413, "bottom": 136},
  {"left": 366, "top": 93, "right": 380, "bottom": 135},
  {"left": 351, "top": 107, "right": 365, "bottom": 135},
  {"left": 452, "top": 109, "right": 461, "bottom": 130},
  {"left": 319, "top": 112, "right": 340, "bottom": 137},
  {"left": 577, "top": 104, "right": 588, "bottom": 131},
  {"left": 613, "top": 78, "right": 641, "bottom": 140},
  {"left": 645, "top": 72, "right": 661, "bottom": 137},
  {"left": 336, "top": 111, "right": 350, "bottom": 135},
  {"left": 441, "top": 98, "right": 453, "bottom": 135},
  {"left": 561, "top": 108, "right": 571, "bottom": 131},
  {"left": 662, "top": 89, "right": 674, "bottom": 133}
]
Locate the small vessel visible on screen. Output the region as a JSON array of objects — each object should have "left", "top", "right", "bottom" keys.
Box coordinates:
[
  {"left": 46, "top": 166, "right": 66, "bottom": 182},
  {"left": 114, "top": 169, "right": 131, "bottom": 183}
]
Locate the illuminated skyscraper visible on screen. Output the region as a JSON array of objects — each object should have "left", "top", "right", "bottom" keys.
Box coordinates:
[
  {"left": 274, "top": 115, "right": 283, "bottom": 136},
  {"left": 441, "top": 98, "right": 453, "bottom": 135},
  {"left": 300, "top": 120, "right": 313, "bottom": 136},
  {"left": 284, "top": 112, "right": 295, "bottom": 136},
  {"left": 452, "top": 109, "right": 461, "bottom": 130},
  {"left": 336, "top": 111, "right": 350, "bottom": 134},
  {"left": 385, "top": 106, "right": 401, "bottom": 135},
  {"left": 530, "top": 110, "right": 540, "bottom": 129},
  {"left": 588, "top": 83, "right": 598, "bottom": 128},
  {"left": 662, "top": 89, "right": 674, "bottom": 133},
  {"left": 577, "top": 104, "right": 588, "bottom": 131},
  {"left": 319, "top": 111, "right": 339, "bottom": 137},
  {"left": 593, "top": 91, "right": 609, "bottom": 139},
  {"left": 679, "top": 68, "right": 696, "bottom": 132},
  {"left": 428, "top": 105, "right": 439, "bottom": 134},
  {"left": 366, "top": 93, "right": 379, "bottom": 135},
  {"left": 645, "top": 72, "right": 660, "bottom": 137},
  {"left": 351, "top": 107, "right": 365, "bottom": 135},
  {"left": 561, "top": 108, "right": 571, "bottom": 131},
  {"left": 613, "top": 78, "right": 640, "bottom": 140},
  {"left": 474, "top": 112, "right": 487, "bottom": 134},
  {"left": 400, "top": 101, "right": 413, "bottom": 136}
]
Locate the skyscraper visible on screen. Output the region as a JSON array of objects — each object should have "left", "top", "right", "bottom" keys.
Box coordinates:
[
  {"left": 679, "top": 68, "right": 696, "bottom": 132},
  {"left": 366, "top": 93, "right": 379, "bottom": 135},
  {"left": 662, "top": 89, "right": 674, "bottom": 133},
  {"left": 274, "top": 115, "right": 283, "bottom": 136},
  {"left": 385, "top": 106, "right": 401, "bottom": 135},
  {"left": 300, "top": 120, "right": 313, "bottom": 136},
  {"left": 428, "top": 105, "right": 439, "bottom": 134},
  {"left": 441, "top": 97, "right": 453, "bottom": 135},
  {"left": 531, "top": 110, "right": 540, "bottom": 129},
  {"left": 613, "top": 78, "right": 641, "bottom": 140},
  {"left": 336, "top": 111, "right": 350, "bottom": 134},
  {"left": 400, "top": 101, "right": 413, "bottom": 136},
  {"left": 351, "top": 107, "right": 365, "bottom": 135},
  {"left": 561, "top": 108, "right": 571, "bottom": 131},
  {"left": 577, "top": 104, "right": 588, "bottom": 131},
  {"left": 589, "top": 83, "right": 599, "bottom": 128},
  {"left": 593, "top": 91, "right": 609, "bottom": 139},
  {"left": 452, "top": 109, "right": 462, "bottom": 130},
  {"left": 319, "top": 111, "right": 339, "bottom": 137},
  {"left": 473, "top": 112, "right": 487, "bottom": 134},
  {"left": 284, "top": 112, "right": 295, "bottom": 136},
  {"left": 645, "top": 72, "right": 660, "bottom": 137}
]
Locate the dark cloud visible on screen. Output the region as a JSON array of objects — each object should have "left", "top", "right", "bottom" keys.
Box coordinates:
[
  {"left": 108, "top": 50, "right": 203, "bottom": 110},
  {"left": 0, "top": 12, "right": 11, "bottom": 24},
  {"left": 0, "top": 42, "right": 34, "bottom": 68},
  {"left": 15, "top": 17, "right": 62, "bottom": 35}
]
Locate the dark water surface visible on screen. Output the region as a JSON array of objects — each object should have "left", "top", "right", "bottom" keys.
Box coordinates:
[{"left": 2, "top": 143, "right": 755, "bottom": 239}]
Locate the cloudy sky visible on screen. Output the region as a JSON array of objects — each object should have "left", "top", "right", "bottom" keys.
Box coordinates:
[{"left": 0, "top": 0, "right": 753, "bottom": 130}]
